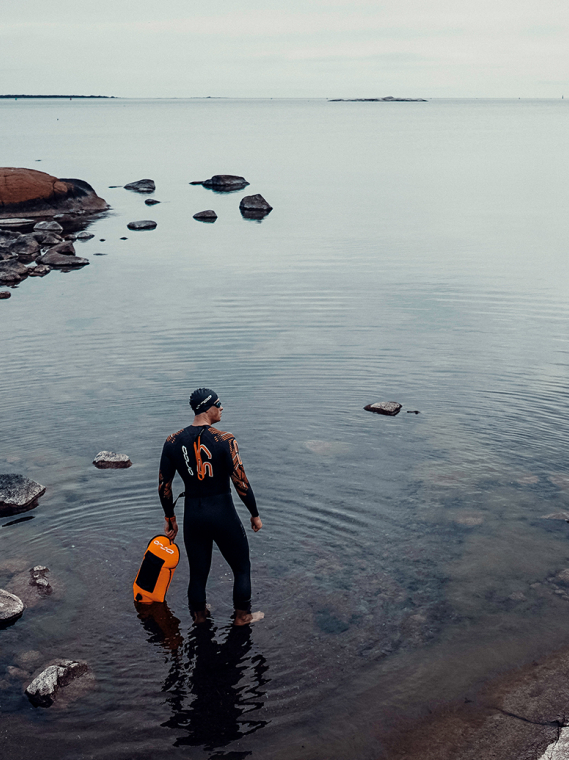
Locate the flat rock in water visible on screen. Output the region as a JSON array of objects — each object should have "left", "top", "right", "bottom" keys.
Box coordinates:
[
  {"left": 76, "top": 231, "right": 94, "bottom": 240},
  {"left": 0, "top": 474, "right": 46, "bottom": 509},
  {"left": 202, "top": 175, "right": 249, "bottom": 191},
  {"left": 127, "top": 220, "right": 157, "bottom": 230},
  {"left": 93, "top": 451, "right": 132, "bottom": 469},
  {"left": 0, "top": 218, "right": 36, "bottom": 230},
  {"left": 193, "top": 210, "right": 217, "bottom": 222},
  {"left": 0, "top": 291, "right": 11, "bottom": 299},
  {"left": 38, "top": 250, "right": 89, "bottom": 267},
  {"left": 25, "top": 659, "right": 89, "bottom": 707},
  {"left": 124, "top": 179, "right": 155, "bottom": 193},
  {"left": 239, "top": 194, "right": 273, "bottom": 218},
  {"left": 33, "top": 221, "right": 63, "bottom": 233},
  {"left": 364, "top": 402, "right": 402, "bottom": 416},
  {"left": 0, "top": 589, "right": 24, "bottom": 627},
  {"left": 145, "top": 198, "right": 160, "bottom": 206}
]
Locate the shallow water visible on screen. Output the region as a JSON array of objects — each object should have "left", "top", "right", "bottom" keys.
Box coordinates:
[{"left": 1, "top": 97, "right": 569, "bottom": 759}]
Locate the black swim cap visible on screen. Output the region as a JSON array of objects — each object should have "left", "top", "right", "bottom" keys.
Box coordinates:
[{"left": 190, "top": 388, "right": 219, "bottom": 413}]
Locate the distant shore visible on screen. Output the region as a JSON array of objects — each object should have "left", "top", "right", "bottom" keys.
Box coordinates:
[{"left": 0, "top": 95, "right": 115, "bottom": 99}]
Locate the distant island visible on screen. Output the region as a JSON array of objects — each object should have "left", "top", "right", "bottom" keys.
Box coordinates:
[
  {"left": 329, "top": 96, "right": 427, "bottom": 102},
  {"left": 0, "top": 95, "right": 115, "bottom": 99}
]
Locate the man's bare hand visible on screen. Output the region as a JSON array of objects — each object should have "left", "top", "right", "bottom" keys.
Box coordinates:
[
  {"left": 251, "top": 516, "right": 262, "bottom": 532},
  {"left": 165, "top": 516, "right": 178, "bottom": 541}
]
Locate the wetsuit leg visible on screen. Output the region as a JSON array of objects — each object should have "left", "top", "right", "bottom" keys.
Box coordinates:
[
  {"left": 213, "top": 508, "right": 252, "bottom": 613},
  {"left": 184, "top": 505, "right": 213, "bottom": 613}
]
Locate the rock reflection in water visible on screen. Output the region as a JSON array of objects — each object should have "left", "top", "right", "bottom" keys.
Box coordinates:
[{"left": 136, "top": 603, "right": 269, "bottom": 751}]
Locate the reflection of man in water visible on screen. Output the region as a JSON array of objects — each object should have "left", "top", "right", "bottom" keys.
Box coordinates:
[
  {"left": 159, "top": 388, "right": 264, "bottom": 625},
  {"left": 136, "top": 603, "right": 269, "bottom": 750}
]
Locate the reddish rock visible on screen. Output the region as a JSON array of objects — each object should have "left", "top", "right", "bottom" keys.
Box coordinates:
[{"left": 0, "top": 168, "right": 108, "bottom": 219}]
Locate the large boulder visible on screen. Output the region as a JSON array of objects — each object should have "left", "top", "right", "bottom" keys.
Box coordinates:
[
  {"left": 239, "top": 194, "right": 273, "bottom": 219},
  {"left": 124, "top": 179, "right": 155, "bottom": 193},
  {"left": 25, "top": 659, "right": 89, "bottom": 707},
  {"left": 0, "top": 589, "right": 24, "bottom": 627},
  {"left": 0, "top": 168, "right": 108, "bottom": 219},
  {"left": 37, "top": 250, "right": 89, "bottom": 267},
  {"left": 0, "top": 474, "right": 46, "bottom": 512},
  {"left": 201, "top": 175, "right": 249, "bottom": 191},
  {"left": 127, "top": 220, "right": 157, "bottom": 230}
]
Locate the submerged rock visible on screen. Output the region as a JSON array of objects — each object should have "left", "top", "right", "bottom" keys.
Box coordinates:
[
  {"left": 0, "top": 168, "right": 108, "bottom": 219},
  {"left": 124, "top": 179, "right": 155, "bottom": 193},
  {"left": 239, "top": 194, "right": 273, "bottom": 219},
  {"left": 25, "top": 659, "right": 89, "bottom": 707},
  {"left": 37, "top": 250, "right": 89, "bottom": 267},
  {"left": 0, "top": 290, "right": 11, "bottom": 299},
  {"left": 127, "top": 220, "right": 157, "bottom": 230},
  {"left": 93, "top": 451, "right": 132, "bottom": 469},
  {"left": 27, "top": 264, "right": 51, "bottom": 277},
  {"left": 33, "top": 221, "right": 63, "bottom": 233},
  {"left": 145, "top": 198, "right": 160, "bottom": 206},
  {"left": 364, "top": 402, "right": 402, "bottom": 416},
  {"left": 202, "top": 175, "right": 249, "bottom": 191},
  {"left": 541, "top": 512, "right": 569, "bottom": 521},
  {"left": 29, "top": 566, "right": 52, "bottom": 595},
  {"left": 193, "top": 210, "right": 217, "bottom": 222},
  {"left": 0, "top": 589, "right": 24, "bottom": 627},
  {"left": 0, "top": 474, "right": 46, "bottom": 510}
]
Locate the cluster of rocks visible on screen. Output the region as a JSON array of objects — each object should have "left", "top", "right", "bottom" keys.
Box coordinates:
[{"left": 190, "top": 175, "right": 273, "bottom": 220}]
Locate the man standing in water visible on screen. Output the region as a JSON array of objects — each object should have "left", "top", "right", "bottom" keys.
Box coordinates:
[{"left": 158, "top": 388, "right": 264, "bottom": 626}]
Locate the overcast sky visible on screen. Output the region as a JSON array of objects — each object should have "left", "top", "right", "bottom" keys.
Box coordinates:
[{"left": 1, "top": 0, "right": 567, "bottom": 98}]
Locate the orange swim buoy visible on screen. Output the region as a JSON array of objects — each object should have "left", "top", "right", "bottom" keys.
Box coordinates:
[{"left": 133, "top": 534, "right": 180, "bottom": 604}]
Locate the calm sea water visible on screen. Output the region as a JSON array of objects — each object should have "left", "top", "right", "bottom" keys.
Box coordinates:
[{"left": 1, "top": 98, "right": 569, "bottom": 760}]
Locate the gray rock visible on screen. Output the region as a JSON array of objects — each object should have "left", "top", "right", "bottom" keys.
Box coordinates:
[
  {"left": 27, "top": 264, "right": 51, "bottom": 277},
  {"left": 0, "top": 589, "right": 24, "bottom": 626},
  {"left": 25, "top": 659, "right": 89, "bottom": 707},
  {"left": 0, "top": 259, "right": 30, "bottom": 283},
  {"left": 76, "top": 231, "right": 95, "bottom": 240},
  {"left": 10, "top": 234, "right": 41, "bottom": 258},
  {"left": 239, "top": 194, "right": 273, "bottom": 218},
  {"left": 0, "top": 474, "right": 46, "bottom": 509},
  {"left": 31, "top": 231, "right": 63, "bottom": 247},
  {"left": 124, "top": 179, "right": 155, "bottom": 193},
  {"left": 46, "top": 240, "right": 76, "bottom": 256},
  {"left": 145, "top": 198, "right": 160, "bottom": 206},
  {"left": 93, "top": 451, "right": 132, "bottom": 469},
  {"left": 193, "top": 210, "right": 217, "bottom": 222},
  {"left": 0, "top": 290, "right": 11, "bottom": 299},
  {"left": 0, "top": 230, "right": 22, "bottom": 245},
  {"left": 202, "top": 175, "right": 249, "bottom": 191},
  {"left": 364, "top": 402, "right": 402, "bottom": 416},
  {"left": 33, "top": 221, "right": 63, "bottom": 233},
  {"left": 127, "top": 220, "right": 157, "bottom": 230},
  {"left": 38, "top": 251, "right": 89, "bottom": 267},
  {"left": 0, "top": 250, "right": 17, "bottom": 261},
  {"left": 29, "top": 566, "right": 52, "bottom": 595},
  {"left": 64, "top": 234, "right": 77, "bottom": 242},
  {"left": 541, "top": 512, "right": 569, "bottom": 521}
]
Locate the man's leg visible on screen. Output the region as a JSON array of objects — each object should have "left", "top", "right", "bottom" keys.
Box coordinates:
[
  {"left": 215, "top": 518, "right": 264, "bottom": 625},
  {"left": 184, "top": 521, "right": 213, "bottom": 623}
]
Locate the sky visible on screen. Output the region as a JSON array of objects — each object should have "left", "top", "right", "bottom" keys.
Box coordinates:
[{"left": 0, "top": 0, "right": 567, "bottom": 98}]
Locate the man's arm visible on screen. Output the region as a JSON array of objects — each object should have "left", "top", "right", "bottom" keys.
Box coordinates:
[
  {"left": 158, "top": 442, "right": 177, "bottom": 518},
  {"left": 228, "top": 437, "right": 260, "bottom": 520}
]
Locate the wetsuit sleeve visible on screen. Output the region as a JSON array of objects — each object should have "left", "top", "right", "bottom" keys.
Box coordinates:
[
  {"left": 228, "top": 437, "right": 259, "bottom": 518},
  {"left": 158, "top": 441, "right": 177, "bottom": 518}
]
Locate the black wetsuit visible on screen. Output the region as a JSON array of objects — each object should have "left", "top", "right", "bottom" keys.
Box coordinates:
[{"left": 159, "top": 425, "right": 258, "bottom": 613}]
